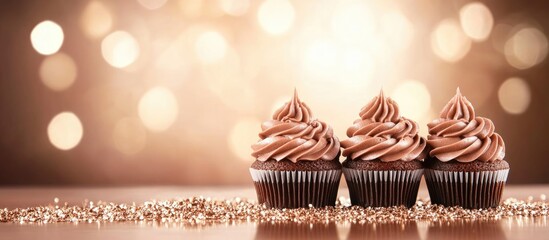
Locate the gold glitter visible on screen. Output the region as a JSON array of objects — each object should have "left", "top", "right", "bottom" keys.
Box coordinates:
[{"left": 0, "top": 197, "right": 547, "bottom": 224}]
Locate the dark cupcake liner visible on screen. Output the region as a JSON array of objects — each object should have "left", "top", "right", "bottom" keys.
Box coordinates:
[
  {"left": 342, "top": 168, "right": 424, "bottom": 208},
  {"left": 424, "top": 169, "right": 509, "bottom": 209},
  {"left": 249, "top": 169, "right": 342, "bottom": 208}
]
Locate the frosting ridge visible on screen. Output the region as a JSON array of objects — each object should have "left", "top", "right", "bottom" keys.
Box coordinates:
[
  {"left": 251, "top": 90, "right": 340, "bottom": 162},
  {"left": 427, "top": 88, "right": 505, "bottom": 162},
  {"left": 341, "top": 90, "right": 426, "bottom": 162}
]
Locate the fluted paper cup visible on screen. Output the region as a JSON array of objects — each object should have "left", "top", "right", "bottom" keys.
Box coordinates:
[
  {"left": 424, "top": 169, "right": 509, "bottom": 209},
  {"left": 249, "top": 169, "right": 342, "bottom": 209},
  {"left": 343, "top": 168, "right": 423, "bottom": 208}
]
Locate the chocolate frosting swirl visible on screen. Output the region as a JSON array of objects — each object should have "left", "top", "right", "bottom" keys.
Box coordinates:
[
  {"left": 251, "top": 90, "right": 340, "bottom": 162},
  {"left": 427, "top": 88, "right": 505, "bottom": 162},
  {"left": 341, "top": 91, "right": 426, "bottom": 162}
]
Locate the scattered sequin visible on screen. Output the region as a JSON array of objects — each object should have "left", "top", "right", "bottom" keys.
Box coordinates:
[{"left": 0, "top": 197, "right": 547, "bottom": 224}]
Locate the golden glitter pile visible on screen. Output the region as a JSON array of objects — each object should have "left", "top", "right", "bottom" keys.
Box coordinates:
[{"left": 0, "top": 197, "right": 547, "bottom": 224}]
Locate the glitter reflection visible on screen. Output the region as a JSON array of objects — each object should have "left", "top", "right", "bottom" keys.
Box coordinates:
[{"left": 2, "top": 198, "right": 548, "bottom": 224}]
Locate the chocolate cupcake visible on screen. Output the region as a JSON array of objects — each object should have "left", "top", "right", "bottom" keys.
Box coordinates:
[
  {"left": 341, "top": 91, "right": 426, "bottom": 208},
  {"left": 424, "top": 88, "right": 509, "bottom": 209},
  {"left": 250, "top": 90, "right": 341, "bottom": 208}
]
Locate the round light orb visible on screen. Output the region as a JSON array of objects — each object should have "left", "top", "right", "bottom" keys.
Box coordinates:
[
  {"left": 220, "top": 0, "right": 249, "bottom": 16},
  {"left": 137, "top": 0, "right": 168, "bottom": 10},
  {"left": 194, "top": 31, "right": 227, "bottom": 64},
  {"left": 138, "top": 87, "right": 179, "bottom": 132},
  {"left": 39, "top": 52, "right": 77, "bottom": 91},
  {"left": 431, "top": 19, "right": 472, "bottom": 62},
  {"left": 459, "top": 2, "right": 494, "bottom": 41},
  {"left": 47, "top": 112, "right": 84, "bottom": 151},
  {"left": 30, "top": 20, "right": 64, "bottom": 55},
  {"left": 504, "top": 27, "right": 548, "bottom": 69},
  {"left": 228, "top": 118, "right": 262, "bottom": 161},
  {"left": 391, "top": 80, "right": 431, "bottom": 121},
  {"left": 80, "top": 1, "right": 113, "bottom": 38},
  {"left": 257, "top": 0, "right": 295, "bottom": 35},
  {"left": 101, "top": 31, "right": 140, "bottom": 68},
  {"left": 498, "top": 77, "right": 531, "bottom": 114}
]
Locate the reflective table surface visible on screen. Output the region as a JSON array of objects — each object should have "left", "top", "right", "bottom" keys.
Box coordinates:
[{"left": 1, "top": 185, "right": 548, "bottom": 239}]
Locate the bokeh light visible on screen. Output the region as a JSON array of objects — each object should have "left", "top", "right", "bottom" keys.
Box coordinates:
[
  {"left": 138, "top": 87, "right": 179, "bottom": 132},
  {"left": 228, "top": 118, "right": 261, "bottom": 161},
  {"left": 431, "top": 19, "right": 472, "bottom": 62},
  {"left": 331, "top": 1, "right": 376, "bottom": 44},
  {"left": 504, "top": 27, "right": 548, "bottom": 69},
  {"left": 80, "top": 1, "right": 113, "bottom": 39},
  {"left": 418, "top": 109, "right": 438, "bottom": 137},
  {"left": 137, "top": 0, "right": 168, "bottom": 10},
  {"left": 304, "top": 40, "right": 338, "bottom": 77},
  {"left": 340, "top": 47, "right": 375, "bottom": 79},
  {"left": 491, "top": 23, "right": 513, "bottom": 53},
  {"left": 39, "top": 52, "right": 77, "bottom": 91},
  {"left": 220, "top": 0, "right": 249, "bottom": 16},
  {"left": 380, "top": 11, "right": 414, "bottom": 50},
  {"left": 30, "top": 20, "right": 64, "bottom": 55},
  {"left": 101, "top": 31, "right": 140, "bottom": 68},
  {"left": 257, "top": 0, "right": 295, "bottom": 35},
  {"left": 194, "top": 31, "right": 227, "bottom": 64},
  {"left": 202, "top": 47, "right": 256, "bottom": 113},
  {"left": 112, "top": 117, "right": 147, "bottom": 155},
  {"left": 459, "top": 2, "right": 494, "bottom": 41},
  {"left": 498, "top": 77, "right": 531, "bottom": 114},
  {"left": 47, "top": 112, "right": 84, "bottom": 151},
  {"left": 177, "top": 0, "right": 203, "bottom": 18},
  {"left": 6, "top": 0, "right": 549, "bottom": 185},
  {"left": 391, "top": 80, "right": 431, "bottom": 121},
  {"left": 270, "top": 96, "right": 290, "bottom": 114}
]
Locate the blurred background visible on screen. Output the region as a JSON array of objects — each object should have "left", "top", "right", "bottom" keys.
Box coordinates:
[{"left": 0, "top": 0, "right": 547, "bottom": 186}]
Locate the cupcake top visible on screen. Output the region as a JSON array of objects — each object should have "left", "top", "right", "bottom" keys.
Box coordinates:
[
  {"left": 427, "top": 88, "right": 505, "bottom": 162},
  {"left": 251, "top": 90, "right": 340, "bottom": 162},
  {"left": 341, "top": 90, "right": 426, "bottom": 162}
]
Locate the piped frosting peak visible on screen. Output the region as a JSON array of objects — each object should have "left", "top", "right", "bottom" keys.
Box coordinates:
[
  {"left": 427, "top": 88, "right": 505, "bottom": 162},
  {"left": 359, "top": 90, "right": 400, "bottom": 123},
  {"left": 341, "top": 90, "right": 426, "bottom": 162},
  {"left": 439, "top": 88, "right": 475, "bottom": 121},
  {"left": 273, "top": 89, "right": 313, "bottom": 123},
  {"left": 251, "top": 90, "right": 340, "bottom": 162}
]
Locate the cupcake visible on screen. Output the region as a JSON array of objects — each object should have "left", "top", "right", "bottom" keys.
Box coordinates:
[
  {"left": 341, "top": 90, "right": 426, "bottom": 208},
  {"left": 250, "top": 90, "right": 342, "bottom": 208},
  {"left": 424, "top": 88, "right": 509, "bottom": 209}
]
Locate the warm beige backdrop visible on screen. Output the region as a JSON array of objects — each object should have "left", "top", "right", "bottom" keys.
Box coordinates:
[{"left": 0, "top": 0, "right": 547, "bottom": 185}]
